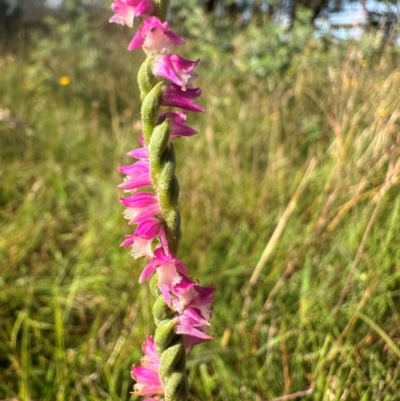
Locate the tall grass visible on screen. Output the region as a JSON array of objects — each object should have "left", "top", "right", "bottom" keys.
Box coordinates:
[{"left": 0, "top": 12, "right": 399, "bottom": 401}]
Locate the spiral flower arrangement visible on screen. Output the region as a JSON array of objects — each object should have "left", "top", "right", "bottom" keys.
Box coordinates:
[{"left": 109, "top": 1, "right": 214, "bottom": 400}]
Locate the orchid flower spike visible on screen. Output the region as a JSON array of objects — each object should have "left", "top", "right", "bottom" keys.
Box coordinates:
[{"left": 111, "top": 2, "right": 213, "bottom": 400}]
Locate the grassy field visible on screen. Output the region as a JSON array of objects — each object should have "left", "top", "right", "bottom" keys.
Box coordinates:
[{"left": 1, "top": 10, "right": 400, "bottom": 401}]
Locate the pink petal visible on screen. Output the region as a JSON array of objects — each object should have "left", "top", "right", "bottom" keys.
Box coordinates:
[
  {"left": 128, "top": 0, "right": 155, "bottom": 16},
  {"left": 176, "top": 324, "right": 213, "bottom": 340},
  {"left": 126, "top": 203, "right": 162, "bottom": 224},
  {"left": 153, "top": 55, "right": 199, "bottom": 90},
  {"left": 131, "top": 336, "right": 163, "bottom": 396},
  {"left": 118, "top": 174, "right": 152, "bottom": 190},
  {"left": 158, "top": 111, "right": 198, "bottom": 140},
  {"left": 130, "top": 237, "right": 154, "bottom": 258},
  {"left": 139, "top": 261, "right": 157, "bottom": 283},
  {"left": 119, "top": 160, "right": 149, "bottom": 175},
  {"left": 120, "top": 193, "right": 161, "bottom": 223},
  {"left": 135, "top": 218, "right": 164, "bottom": 239},
  {"left": 109, "top": 0, "right": 135, "bottom": 27},
  {"left": 128, "top": 146, "right": 149, "bottom": 160},
  {"left": 109, "top": 0, "right": 155, "bottom": 27},
  {"left": 162, "top": 84, "right": 204, "bottom": 113},
  {"left": 120, "top": 192, "right": 158, "bottom": 208},
  {"left": 138, "top": 248, "right": 190, "bottom": 283},
  {"left": 128, "top": 17, "right": 184, "bottom": 52},
  {"left": 157, "top": 262, "right": 182, "bottom": 286}
]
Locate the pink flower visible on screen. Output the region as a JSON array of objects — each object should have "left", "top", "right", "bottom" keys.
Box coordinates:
[
  {"left": 131, "top": 337, "right": 164, "bottom": 397},
  {"left": 120, "top": 192, "right": 161, "bottom": 224},
  {"left": 162, "top": 84, "right": 204, "bottom": 113},
  {"left": 119, "top": 160, "right": 149, "bottom": 176},
  {"left": 128, "top": 17, "right": 185, "bottom": 52},
  {"left": 159, "top": 274, "right": 214, "bottom": 348},
  {"left": 175, "top": 307, "right": 213, "bottom": 349},
  {"left": 109, "top": 0, "right": 155, "bottom": 27},
  {"left": 157, "top": 111, "right": 198, "bottom": 140},
  {"left": 160, "top": 274, "right": 214, "bottom": 318},
  {"left": 121, "top": 218, "right": 166, "bottom": 259},
  {"left": 139, "top": 247, "right": 190, "bottom": 284},
  {"left": 118, "top": 160, "right": 152, "bottom": 191},
  {"left": 153, "top": 55, "right": 199, "bottom": 91}
]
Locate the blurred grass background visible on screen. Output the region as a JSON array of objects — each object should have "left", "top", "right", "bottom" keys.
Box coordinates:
[{"left": 1, "top": 1, "right": 400, "bottom": 400}]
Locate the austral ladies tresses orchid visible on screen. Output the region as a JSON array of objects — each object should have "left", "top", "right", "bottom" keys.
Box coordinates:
[
  {"left": 110, "top": 1, "right": 213, "bottom": 400},
  {"left": 158, "top": 111, "right": 198, "bottom": 140},
  {"left": 139, "top": 247, "right": 190, "bottom": 285},
  {"left": 161, "top": 84, "right": 204, "bottom": 112},
  {"left": 160, "top": 273, "right": 214, "bottom": 318},
  {"left": 118, "top": 160, "right": 152, "bottom": 191},
  {"left": 109, "top": 0, "right": 155, "bottom": 27},
  {"left": 175, "top": 307, "right": 213, "bottom": 349},
  {"left": 153, "top": 55, "right": 200, "bottom": 91},
  {"left": 119, "top": 192, "right": 161, "bottom": 224},
  {"left": 120, "top": 218, "right": 167, "bottom": 259},
  {"left": 128, "top": 16, "right": 185, "bottom": 53},
  {"left": 131, "top": 337, "right": 164, "bottom": 397}
]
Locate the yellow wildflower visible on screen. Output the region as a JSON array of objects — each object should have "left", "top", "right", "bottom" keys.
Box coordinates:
[
  {"left": 58, "top": 76, "right": 70, "bottom": 86},
  {"left": 359, "top": 59, "right": 367, "bottom": 67},
  {"left": 270, "top": 112, "right": 279, "bottom": 122},
  {"left": 378, "top": 108, "right": 388, "bottom": 117}
]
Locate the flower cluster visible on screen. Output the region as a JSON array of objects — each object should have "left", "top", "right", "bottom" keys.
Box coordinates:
[{"left": 110, "top": 1, "right": 214, "bottom": 400}]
